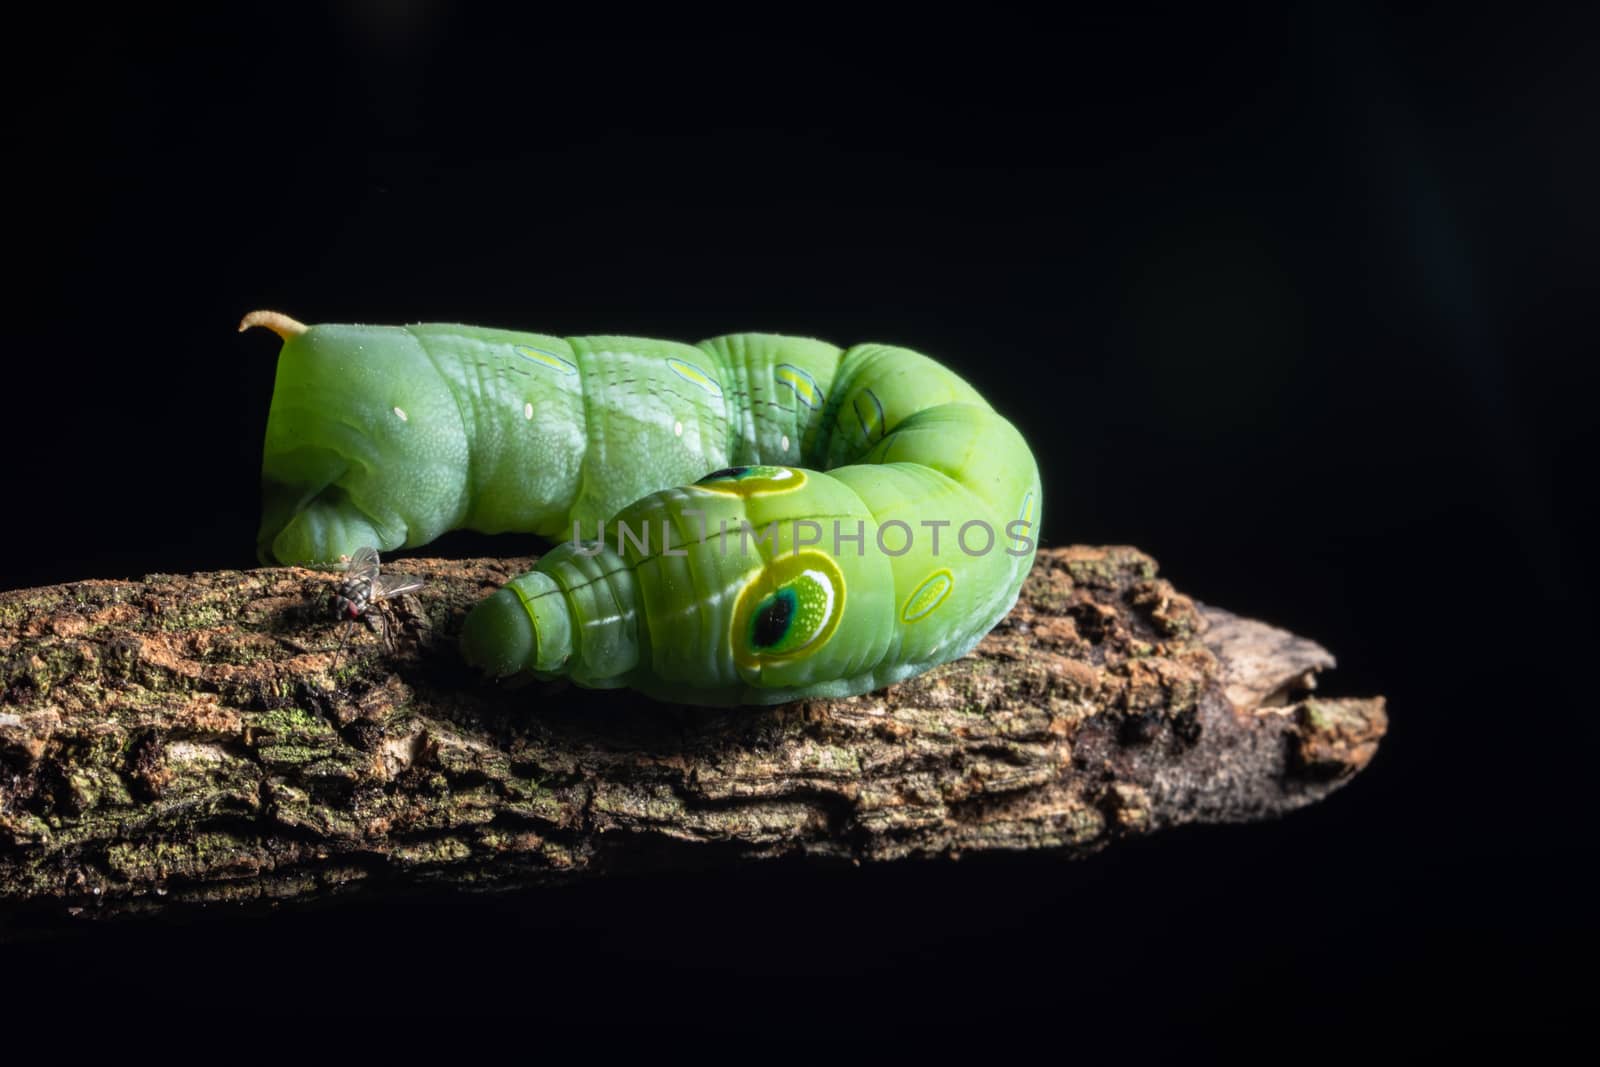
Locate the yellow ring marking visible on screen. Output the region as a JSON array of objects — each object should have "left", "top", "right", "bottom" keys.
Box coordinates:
[
  {"left": 1011, "top": 491, "right": 1037, "bottom": 550},
  {"left": 775, "top": 363, "right": 823, "bottom": 409},
  {"left": 666, "top": 357, "right": 724, "bottom": 398},
  {"left": 513, "top": 344, "right": 578, "bottom": 375},
  {"left": 901, "top": 569, "right": 954, "bottom": 623}
]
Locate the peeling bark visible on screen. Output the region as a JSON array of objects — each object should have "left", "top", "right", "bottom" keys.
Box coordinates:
[{"left": 0, "top": 547, "right": 1385, "bottom": 918}]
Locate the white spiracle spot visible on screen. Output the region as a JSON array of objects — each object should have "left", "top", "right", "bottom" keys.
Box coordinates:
[
  {"left": 782, "top": 434, "right": 791, "bottom": 452},
  {"left": 674, "top": 420, "right": 684, "bottom": 437},
  {"left": 392, "top": 406, "right": 408, "bottom": 422},
  {"left": 524, "top": 402, "right": 534, "bottom": 420}
]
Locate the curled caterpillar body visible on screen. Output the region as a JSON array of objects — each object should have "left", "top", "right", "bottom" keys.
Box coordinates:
[{"left": 252, "top": 316, "right": 1041, "bottom": 705}]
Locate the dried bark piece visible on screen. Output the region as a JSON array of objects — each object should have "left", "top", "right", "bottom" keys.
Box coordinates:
[{"left": 0, "top": 547, "right": 1385, "bottom": 918}]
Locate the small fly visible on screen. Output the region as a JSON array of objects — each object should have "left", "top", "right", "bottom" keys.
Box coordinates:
[{"left": 330, "top": 546, "right": 425, "bottom": 668}]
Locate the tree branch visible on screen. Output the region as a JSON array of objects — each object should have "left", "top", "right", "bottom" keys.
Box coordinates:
[{"left": 0, "top": 547, "right": 1385, "bottom": 918}]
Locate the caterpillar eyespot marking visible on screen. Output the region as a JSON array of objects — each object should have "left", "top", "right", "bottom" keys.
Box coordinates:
[
  {"left": 732, "top": 551, "right": 845, "bottom": 670},
  {"left": 693, "top": 465, "right": 806, "bottom": 498}
]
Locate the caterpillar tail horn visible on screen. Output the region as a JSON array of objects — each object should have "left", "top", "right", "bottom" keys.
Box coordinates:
[{"left": 239, "top": 309, "right": 309, "bottom": 340}]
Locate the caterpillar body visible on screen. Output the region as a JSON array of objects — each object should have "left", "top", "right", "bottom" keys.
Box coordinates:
[{"left": 247, "top": 311, "right": 1041, "bottom": 706}]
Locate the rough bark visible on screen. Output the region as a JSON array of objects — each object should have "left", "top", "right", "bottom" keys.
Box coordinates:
[{"left": 0, "top": 547, "right": 1385, "bottom": 919}]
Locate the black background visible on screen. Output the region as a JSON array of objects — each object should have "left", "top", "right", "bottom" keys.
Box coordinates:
[{"left": 4, "top": 4, "right": 1593, "bottom": 1051}]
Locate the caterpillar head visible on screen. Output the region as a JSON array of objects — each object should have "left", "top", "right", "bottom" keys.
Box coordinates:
[
  {"left": 460, "top": 571, "right": 574, "bottom": 678},
  {"left": 245, "top": 311, "right": 468, "bottom": 565}
]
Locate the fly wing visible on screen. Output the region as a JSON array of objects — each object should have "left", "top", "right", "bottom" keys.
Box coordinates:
[
  {"left": 344, "top": 545, "right": 381, "bottom": 584},
  {"left": 371, "top": 572, "right": 426, "bottom": 601}
]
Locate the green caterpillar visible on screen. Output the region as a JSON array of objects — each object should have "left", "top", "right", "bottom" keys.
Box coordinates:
[{"left": 245, "top": 310, "right": 1041, "bottom": 706}]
